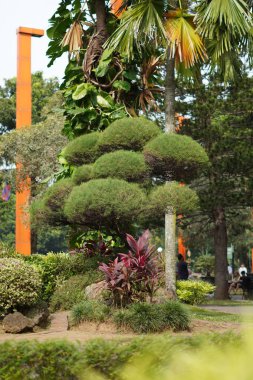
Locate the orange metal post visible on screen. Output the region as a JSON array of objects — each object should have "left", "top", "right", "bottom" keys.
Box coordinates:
[
  {"left": 16, "top": 27, "right": 44, "bottom": 255},
  {"left": 111, "top": 0, "right": 124, "bottom": 16}
]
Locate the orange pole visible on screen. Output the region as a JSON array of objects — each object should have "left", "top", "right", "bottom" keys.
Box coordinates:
[
  {"left": 16, "top": 27, "right": 44, "bottom": 255},
  {"left": 111, "top": 0, "right": 124, "bottom": 16}
]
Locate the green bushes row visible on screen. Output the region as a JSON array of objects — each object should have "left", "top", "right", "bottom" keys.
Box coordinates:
[
  {"left": 70, "top": 300, "right": 190, "bottom": 333},
  {"left": 0, "top": 332, "right": 240, "bottom": 380}
]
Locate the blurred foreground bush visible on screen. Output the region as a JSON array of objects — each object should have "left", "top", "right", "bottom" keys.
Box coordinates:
[{"left": 0, "top": 332, "right": 243, "bottom": 380}]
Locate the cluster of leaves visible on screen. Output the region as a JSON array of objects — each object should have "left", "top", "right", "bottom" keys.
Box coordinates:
[
  {"left": 70, "top": 300, "right": 110, "bottom": 326},
  {"left": 0, "top": 258, "right": 42, "bottom": 315},
  {"left": 194, "top": 255, "right": 215, "bottom": 276},
  {"left": 99, "top": 230, "right": 160, "bottom": 306},
  {"left": 176, "top": 280, "right": 215, "bottom": 305}
]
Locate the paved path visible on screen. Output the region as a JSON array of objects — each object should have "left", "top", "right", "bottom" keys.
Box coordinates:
[{"left": 201, "top": 305, "right": 253, "bottom": 315}]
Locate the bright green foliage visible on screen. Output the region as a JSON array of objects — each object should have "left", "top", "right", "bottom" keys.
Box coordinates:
[
  {"left": 177, "top": 280, "right": 215, "bottom": 305},
  {"left": 70, "top": 300, "right": 110, "bottom": 325},
  {"left": 0, "top": 241, "right": 17, "bottom": 258},
  {"left": 147, "top": 182, "right": 199, "bottom": 223},
  {"left": 97, "top": 117, "right": 161, "bottom": 153},
  {"left": 64, "top": 178, "right": 146, "bottom": 229},
  {"left": 0, "top": 340, "right": 84, "bottom": 380},
  {"left": 62, "top": 131, "right": 100, "bottom": 166},
  {"left": 114, "top": 301, "right": 190, "bottom": 333},
  {"left": 32, "top": 178, "right": 74, "bottom": 226},
  {"left": 50, "top": 273, "right": 102, "bottom": 312},
  {"left": 144, "top": 133, "right": 209, "bottom": 181},
  {"left": 72, "top": 164, "right": 94, "bottom": 185},
  {"left": 93, "top": 150, "right": 150, "bottom": 182},
  {"left": 0, "top": 258, "right": 42, "bottom": 315}
]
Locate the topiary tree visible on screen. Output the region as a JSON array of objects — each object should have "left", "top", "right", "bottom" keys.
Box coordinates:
[{"left": 34, "top": 117, "right": 208, "bottom": 287}]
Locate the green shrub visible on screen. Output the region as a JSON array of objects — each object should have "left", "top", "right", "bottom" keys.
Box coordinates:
[
  {"left": 93, "top": 150, "right": 150, "bottom": 182},
  {"left": 50, "top": 273, "right": 102, "bottom": 312},
  {"left": 113, "top": 301, "right": 190, "bottom": 333},
  {"left": 177, "top": 280, "right": 215, "bottom": 305},
  {"left": 144, "top": 133, "right": 209, "bottom": 181},
  {"left": 0, "top": 242, "right": 17, "bottom": 258},
  {"left": 25, "top": 253, "right": 101, "bottom": 301},
  {"left": 97, "top": 117, "right": 161, "bottom": 153},
  {"left": 64, "top": 178, "right": 146, "bottom": 229},
  {"left": 70, "top": 300, "right": 110, "bottom": 325},
  {"left": 0, "top": 340, "right": 85, "bottom": 380},
  {"left": 61, "top": 131, "right": 100, "bottom": 165},
  {"left": 72, "top": 164, "right": 94, "bottom": 185},
  {"left": 146, "top": 182, "right": 199, "bottom": 224},
  {"left": 0, "top": 258, "right": 42, "bottom": 315}
]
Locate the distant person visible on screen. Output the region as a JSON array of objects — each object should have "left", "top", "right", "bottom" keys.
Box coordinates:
[
  {"left": 227, "top": 264, "right": 233, "bottom": 280},
  {"left": 177, "top": 254, "right": 189, "bottom": 280},
  {"left": 229, "top": 271, "right": 241, "bottom": 294},
  {"left": 239, "top": 264, "right": 247, "bottom": 276}
]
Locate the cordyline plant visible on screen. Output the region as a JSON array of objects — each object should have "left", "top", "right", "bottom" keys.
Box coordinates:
[{"left": 99, "top": 230, "right": 160, "bottom": 306}]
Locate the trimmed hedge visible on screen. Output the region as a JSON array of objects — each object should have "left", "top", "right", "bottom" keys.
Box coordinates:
[
  {"left": 97, "top": 117, "right": 161, "bottom": 153},
  {"left": 61, "top": 131, "right": 100, "bottom": 166},
  {"left": 93, "top": 150, "right": 150, "bottom": 182},
  {"left": 144, "top": 133, "right": 209, "bottom": 181},
  {"left": 64, "top": 178, "right": 146, "bottom": 229},
  {"left": 31, "top": 178, "right": 74, "bottom": 226},
  {"left": 177, "top": 280, "right": 215, "bottom": 305},
  {"left": 0, "top": 258, "right": 42, "bottom": 315},
  {"left": 72, "top": 164, "right": 94, "bottom": 185},
  {"left": 146, "top": 182, "right": 199, "bottom": 224}
]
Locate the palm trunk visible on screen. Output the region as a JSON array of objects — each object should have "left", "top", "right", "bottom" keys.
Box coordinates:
[
  {"left": 95, "top": 0, "right": 107, "bottom": 37},
  {"left": 213, "top": 207, "right": 229, "bottom": 299},
  {"left": 164, "top": 51, "right": 177, "bottom": 298}
]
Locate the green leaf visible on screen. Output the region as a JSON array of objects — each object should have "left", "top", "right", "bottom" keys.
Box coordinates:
[
  {"left": 72, "top": 83, "right": 97, "bottom": 100},
  {"left": 95, "top": 61, "right": 111, "bottom": 77},
  {"left": 97, "top": 95, "right": 111, "bottom": 109},
  {"left": 123, "top": 70, "right": 137, "bottom": 81},
  {"left": 113, "top": 80, "right": 131, "bottom": 92}
]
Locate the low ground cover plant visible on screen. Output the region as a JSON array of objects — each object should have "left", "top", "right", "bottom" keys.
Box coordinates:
[
  {"left": 113, "top": 301, "right": 190, "bottom": 333},
  {"left": 70, "top": 300, "right": 110, "bottom": 326},
  {"left": 177, "top": 280, "right": 215, "bottom": 305},
  {"left": 0, "top": 258, "right": 42, "bottom": 316}
]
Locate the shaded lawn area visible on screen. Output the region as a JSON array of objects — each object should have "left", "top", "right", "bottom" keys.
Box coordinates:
[{"left": 187, "top": 305, "right": 253, "bottom": 323}]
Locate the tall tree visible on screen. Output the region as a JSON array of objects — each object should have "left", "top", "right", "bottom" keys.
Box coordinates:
[{"left": 177, "top": 71, "right": 253, "bottom": 298}]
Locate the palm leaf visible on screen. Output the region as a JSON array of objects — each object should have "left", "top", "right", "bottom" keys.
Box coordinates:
[
  {"left": 165, "top": 11, "right": 207, "bottom": 68},
  {"left": 105, "top": 0, "right": 166, "bottom": 60}
]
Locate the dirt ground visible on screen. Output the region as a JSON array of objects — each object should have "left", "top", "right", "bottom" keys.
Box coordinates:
[{"left": 0, "top": 311, "right": 242, "bottom": 343}]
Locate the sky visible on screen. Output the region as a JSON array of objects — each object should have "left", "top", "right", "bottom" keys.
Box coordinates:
[{"left": 0, "top": 0, "right": 67, "bottom": 85}]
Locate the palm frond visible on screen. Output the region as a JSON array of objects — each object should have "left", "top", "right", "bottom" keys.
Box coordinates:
[
  {"left": 165, "top": 11, "right": 207, "bottom": 68},
  {"left": 60, "top": 21, "right": 83, "bottom": 60},
  {"left": 196, "top": 0, "right": 252, "bottom": 43},
  {"left": 105, "top": 0, "right": 166, "bottom": 60}
]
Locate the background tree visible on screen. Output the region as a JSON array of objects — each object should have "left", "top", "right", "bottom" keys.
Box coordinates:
[
  {"left": 177, "top": 71, "right": 253, "bottom": 298},
  {"left": 0, "top": 72, "right": 59, "bottom": 134}
]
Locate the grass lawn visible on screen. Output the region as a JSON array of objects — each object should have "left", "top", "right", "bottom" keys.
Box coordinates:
[{"left": 187, "top": 305, "right": 253, "bottom": 323}]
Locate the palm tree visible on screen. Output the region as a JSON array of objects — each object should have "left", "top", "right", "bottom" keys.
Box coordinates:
[{"left": 105, "top": 0, "right": 253, "bottom": 298}]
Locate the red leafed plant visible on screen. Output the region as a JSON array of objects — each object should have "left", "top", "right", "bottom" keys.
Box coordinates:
[{"left": 99, "top": 230, "right": 160, "bottom": 306}]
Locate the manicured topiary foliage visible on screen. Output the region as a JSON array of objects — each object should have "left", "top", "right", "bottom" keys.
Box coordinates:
[
  {"left": 32, "top": 178, "right": 74, "bottom": 226},
  {"left": 64, "top": 178, "right": 146, "bottom": 230},
  {"left": 93, "top": 150, "right": 150, "bottom": 182},
  {"left": 72, "top": 164, "right": 94, "bottom": 185},
  {"left": 97, "top": 117, "right": 161, "bottom": 153},
  {"left": 61, "top": 131, "right": 100, "bottom": 166},
  {"left": 144, "top": 134, "right": 209, "bottom": 181},
  {"left": 146, "top": 182, "right": 199, "bottom": 226}
]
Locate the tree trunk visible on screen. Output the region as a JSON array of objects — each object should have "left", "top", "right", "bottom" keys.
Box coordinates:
[
  {"left": 213, "top": 207, "right": 229, "bottom": 299},
  {"left": 165, "top": 206, "right": 177, "bottom": 297},
  {"left": 164, "top": 51, "right": 177, "bottom": 298},
  {"left": 95, "top": 0, "right": 107, "bottom": 37}
]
